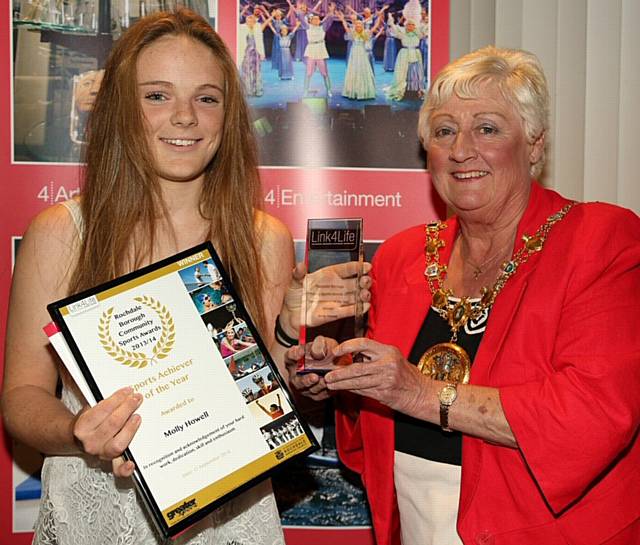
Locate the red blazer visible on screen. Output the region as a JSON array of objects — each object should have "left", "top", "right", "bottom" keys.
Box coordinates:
[{"left": 336, "top": 183, "right": 640, "bottom": 545}]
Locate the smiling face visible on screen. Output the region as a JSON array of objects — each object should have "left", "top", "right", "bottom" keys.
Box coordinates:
[
  {"left": 426, "top": 83, "right": 543, "bottom": 223},
  {"left": 137, "top": 35, "right": 225, "bottom": 188}
]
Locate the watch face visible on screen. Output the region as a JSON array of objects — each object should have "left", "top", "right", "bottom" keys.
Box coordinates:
[{"left": 439, "top": 384, "right": 457, "bottom": 405}]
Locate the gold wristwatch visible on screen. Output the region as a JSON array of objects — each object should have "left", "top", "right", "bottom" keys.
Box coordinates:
[{"left": 438, "top": 383, "right": 458, "bottom": 432}]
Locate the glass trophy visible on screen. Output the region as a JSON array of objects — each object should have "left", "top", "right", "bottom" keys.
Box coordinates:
[{"left": 297, "top": 218, "right": 364, "bottom": 375}]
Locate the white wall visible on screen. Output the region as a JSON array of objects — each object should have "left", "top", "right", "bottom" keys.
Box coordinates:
[{"left": 448, "top": 0, "right": 639, "bottom": 213}]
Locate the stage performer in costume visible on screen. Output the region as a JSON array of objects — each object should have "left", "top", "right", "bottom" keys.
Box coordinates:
[
  {"left": 419, "top": 7, "right": 430, "bottom": 85},
  {"left": 268, "top": 21, "right": 300, "bottom": 80},
  {"left": 269, "top": 7, "right": 293, "bottom": 71},
  {"left": 338, "top": 13, "right": 378, "bottom": 100},
  {"left": 2, "top": 10, "right": 371, "bottom": 545},
  {"left": 299, "top": 7, "right": 336, "bottom": 97},
  {"left": 238, "top": 11, "right": 273, "bottom": 96},
  {"left": 382, "top": 15, "right": 399, "bottom": 72},
  {"left": 286, "top": 46, "right": 640, "bottom": 545},
  {"left": 365, "top": 25, "right": 384, "bottom": 74},
  {"left": 384, "top": 13, "right": 427, "bottom": 100},
  {"left": 288, "top": 0, "right": 322, "bottom": 61}
]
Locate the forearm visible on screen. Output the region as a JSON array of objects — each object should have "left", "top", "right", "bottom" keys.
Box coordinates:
[
  {"left": 409, "top": 377, "right": 517, "bottom": 447},
  {"left": 269, "top": 340, "right": 290, "bottom": 381},
  {"left": 2, "top": 385, "right": 81, "bottom": 455},
  {"left": 322, "top": 15, "right": 334, "bottom": 30},
  {"left": 450, "top": 384, "right": 516, "bottom": 447},
  {"left": 327, "top": 339, "right": 518, "bottom": 448},
  {"left": 269, "top": 304, "right": 298, "bottom": 382}
]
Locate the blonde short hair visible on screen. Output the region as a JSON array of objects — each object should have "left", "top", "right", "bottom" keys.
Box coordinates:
[{"left": 418, "top": 46, "right": 549, "bottom": 178}]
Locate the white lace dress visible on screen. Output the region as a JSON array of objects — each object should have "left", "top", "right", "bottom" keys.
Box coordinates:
[{"left": 33, "top": 200, "right": 285, "bottom": 545}]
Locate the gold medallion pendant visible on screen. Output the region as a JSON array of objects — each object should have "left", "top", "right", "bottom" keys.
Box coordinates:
[{"left": 417, "top": 342, "right": 471, "bottom": 384}]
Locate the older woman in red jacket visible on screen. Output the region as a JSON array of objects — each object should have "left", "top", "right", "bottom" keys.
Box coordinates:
[{"left": 288, "top": 46, "right": 640, "bottom": 545}]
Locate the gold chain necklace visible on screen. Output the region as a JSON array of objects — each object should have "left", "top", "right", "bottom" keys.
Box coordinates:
[{"left": 417, "top": 202, "right": 576, "bottom": 384}]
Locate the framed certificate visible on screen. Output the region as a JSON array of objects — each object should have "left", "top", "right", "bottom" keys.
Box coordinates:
[{"left": 47, "top": 242, "right": 319, "bottom": 539}]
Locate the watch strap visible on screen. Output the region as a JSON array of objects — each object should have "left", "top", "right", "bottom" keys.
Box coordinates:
[
  {"left": 440, "top": 402, "right": 452, "bottom": 432},
  {"left": 439, "top": 383, "right": 457, "bottom": 433}
]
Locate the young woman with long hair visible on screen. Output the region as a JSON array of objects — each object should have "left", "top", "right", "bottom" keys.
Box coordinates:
[{"left": 1, "top": 9, "right": 369, "bottom": 545}]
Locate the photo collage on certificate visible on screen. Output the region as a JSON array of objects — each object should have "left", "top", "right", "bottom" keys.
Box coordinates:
[{"left": 177, "top": 260, "right": 303, "bottom": 441}]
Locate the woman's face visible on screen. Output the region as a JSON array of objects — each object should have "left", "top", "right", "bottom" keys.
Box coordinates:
[
  {"left": 426, "top": 83, "right": 543, "bottom": 222},
  {"left": 137, "top": 35, "right": 225, "bottom": 188},
  {"left": 355, "top": 21, "right": 364, "bottom": 33},
  {"left": 137, "top": 36, "right": 224, "bottom": 189},
  {"left": 225, "top": 327, "right": 235, "bottom": 340}
]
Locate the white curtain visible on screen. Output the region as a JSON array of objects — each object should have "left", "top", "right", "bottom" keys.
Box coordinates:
[{"left": 446, "top": 0, "right": 639, "bottom": 213}]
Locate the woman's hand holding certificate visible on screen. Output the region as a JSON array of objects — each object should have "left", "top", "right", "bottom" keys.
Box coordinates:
[{"left": 72, "top": 386, "right": 143, "bottom": 477}]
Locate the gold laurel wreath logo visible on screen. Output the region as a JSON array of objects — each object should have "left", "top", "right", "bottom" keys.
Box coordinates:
[{"left": 98, "top": 296, "right": 175, "bottom": 369}]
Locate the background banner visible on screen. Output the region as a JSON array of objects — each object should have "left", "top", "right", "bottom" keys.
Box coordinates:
[{"left": 1, "top": 1, "right": 448, "bottom": 543}]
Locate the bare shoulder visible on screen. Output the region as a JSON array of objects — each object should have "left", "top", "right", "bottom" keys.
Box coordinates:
[
  {"left": 256, "top": 211, "right": 295, "bottom": 292},
  {"left": 255, "top": 210, "right": 294, "bottom": 272},
  {"left": 23, "top": 202, "right": 80, "bottom": 251},
  {"left": 16, "top": 202, "right": 81, "bottom": 300},
  {"left": 4, "top": 202, "right": 82, "bottom": 396},
  {"left": 255, "top": 210, "right": 293, "bottom": 251}
]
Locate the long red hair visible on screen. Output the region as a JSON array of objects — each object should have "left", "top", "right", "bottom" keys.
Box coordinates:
[{"left": 69, "top": 9, "right": 266, "bottom": 333}]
